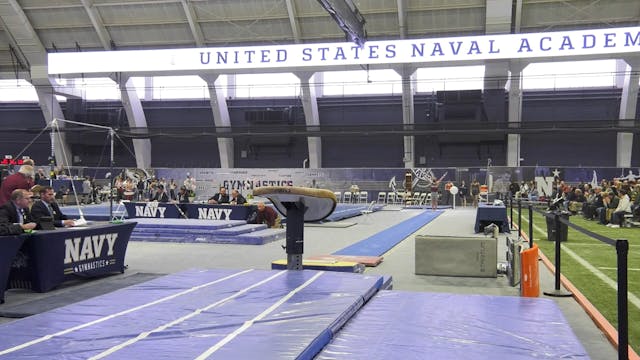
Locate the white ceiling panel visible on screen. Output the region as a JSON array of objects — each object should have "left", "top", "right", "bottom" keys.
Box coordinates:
[
  {"left": 108, "top": 23, "right": 196, "bottom": 47},
  {"left": 36, "top": 27, "right": 102, "bottom": 49},
  {"left": 24, "top": 7, "right": 91, "bottom": 29},
  {"left": 97, "top": 3, "right": 186, "bottom": 26},
  {"left": 202, "top": 18, "right": 294, "bottom": 45}
]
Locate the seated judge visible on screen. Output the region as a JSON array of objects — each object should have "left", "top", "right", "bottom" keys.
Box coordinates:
[
  {"left": 31, "top": 186, "right": 75, "bottom": 228},
  {"left": 0, "top": 189, "right": 37, "bottom": 235},
  {"left": 151, "top": 184, "right": 170, "bottom": 203},
  {"left": 229, "top": 189, "right": 247, "bottom": 205},
  {"left": 177, "top": 186, "right": 190, "bottom": 203},
  {"left": 208, "top": 187, "right": 229, "bottom": 204}
]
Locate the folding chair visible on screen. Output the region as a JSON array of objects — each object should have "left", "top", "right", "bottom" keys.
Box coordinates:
[
  {"left": 377, "top": 192, "right": 387, "bottom": 204},
  {"left": 418, "top": 192, "right": 427, "bottom": 205},
  {"left": 359, "top": 191, "right": 368, "bottom": 204},
  {"left": 343, "top": 191, "right": 352, "bottom": 203},
  {"left": 387, "top": 192, "right": 396, "bottom": 204},
  {"left": 334, "top": 191, "right": 342, "bottom": 203}
]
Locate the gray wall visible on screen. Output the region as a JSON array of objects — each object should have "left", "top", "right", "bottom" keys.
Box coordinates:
[{"left": 0, "top": 88, "right": 638, "bottom": 168}]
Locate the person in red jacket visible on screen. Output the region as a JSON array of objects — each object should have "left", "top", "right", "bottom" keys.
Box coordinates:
[
  {"left": 255, "top": 201, "right": 281, "bottom": 228},
  {"left": 0, "top": 165, "right": 35, "bottom": 206}
]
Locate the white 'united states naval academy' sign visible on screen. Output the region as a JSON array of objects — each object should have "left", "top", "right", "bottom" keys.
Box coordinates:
[{"left": 48, "top": 26, "right": 640, "bottom": 75}]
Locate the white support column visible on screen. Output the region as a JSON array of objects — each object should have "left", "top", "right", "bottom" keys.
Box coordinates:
[
  {"left": 117, "top": 75, "right": 152, "bottom": 168},
  {"left": 617, "top": 58, "right": 640, "bottom": 168},
  {"left": 202, "top": 74, "right": 234, "bottom": 168},
  {"left": 296, "top": 72, "right": 322, "bottom": 168},
  {"left": 34, "top": 87, "right": 73, "bottom": 166},
  {"left": 507, "top": 62, "right": 526, "bottom": 167},
  {"left": 144, "top": 77, "right": 153, "bottom": 101},
  {"left": 394, "top": 65, "right": 416, "bottom": 168}
]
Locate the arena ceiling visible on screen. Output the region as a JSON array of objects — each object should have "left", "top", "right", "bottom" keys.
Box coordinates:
[{"left": 1, "top": 0, "right": 639, "bottom": 77}]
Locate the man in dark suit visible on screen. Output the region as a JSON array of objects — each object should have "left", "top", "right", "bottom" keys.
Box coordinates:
[
  {"left": 208, "top": 186, "right": 229, "bottom": 204},
  {"left": 229, "top": 189, "right": 247, "bottom": 205},
  {"left": 151, "top": 184, "right": 170, "bottom": 203},
  {"left": 30, "top": 186, "right": 75, "bottom": 228},
  {"left": 0, "top": 189, "right": 37, "bottom": 235}
]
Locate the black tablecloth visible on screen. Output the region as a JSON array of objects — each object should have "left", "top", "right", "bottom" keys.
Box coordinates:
[
  {"left": 7, "top": 222, "right": 136, "bottom": 292},
  {"left": 1, "top": 235, "right": 26, "bottom": 302}
]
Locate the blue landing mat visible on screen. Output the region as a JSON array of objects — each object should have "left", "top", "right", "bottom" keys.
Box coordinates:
[
  {"left": 61, "top": 204, "right": 127, "bottom": 221},
  {"left": 317, "top": 291, "right": 589, "bottom": 360},
  {"left": 127, "top": 219, "right": 284, "bottom": 245},
  {"left": 0, "top": 269, "right": 384, "bottom": 360},
  {"left": 324, "top": 204, "right": 383, "bottom": 222},
  {"left": 333, "top": 210, "right": 442, "bottom": 256}
]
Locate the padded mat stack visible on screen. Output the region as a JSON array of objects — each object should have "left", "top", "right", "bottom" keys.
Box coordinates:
[
  {"left": 127, "top": 218, "right": 286, "bottom": 244},
  {"left": 0, "top": 269, "right": 384, "bottom": 360}
]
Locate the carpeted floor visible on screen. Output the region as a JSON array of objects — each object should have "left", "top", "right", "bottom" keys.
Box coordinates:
[{"left": 0, "top": 272, "right": 163, "bottom": 318}]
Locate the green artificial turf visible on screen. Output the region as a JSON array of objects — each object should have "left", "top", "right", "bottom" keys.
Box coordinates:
[{"left": 514, "top": 208, "right": 640, "bottom": 355}]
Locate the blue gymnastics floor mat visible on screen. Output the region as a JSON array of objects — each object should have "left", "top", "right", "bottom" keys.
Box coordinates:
[
  {"left": 333, "top": 210, "right": 442, "bottom": 256},
  {"left": 316, "top": 290, "right": 589, "bottom": 360},
  {"left": 0, "top": 269, "right": 383, "bottom": 360}
]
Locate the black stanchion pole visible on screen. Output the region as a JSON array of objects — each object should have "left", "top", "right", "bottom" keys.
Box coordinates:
[
  {"left": 510, "top": 197, "right": 515, "bottom": 230},
  {"left": 616, "top": 239, "right": 629, "bottom": 360},
  {"left": 544, "top": 212, "right": 572, "bottom": 297},
  {"left": 528, "top": 204, "right": 534, "bottom": 248},
  {"left": 517, "top": 199, "right": 522, "bottom": 239}
]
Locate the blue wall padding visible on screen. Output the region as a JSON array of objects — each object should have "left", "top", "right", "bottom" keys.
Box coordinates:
[
  {"left": 333, "top": 210, "right": 442, "bottom": 256},
  {"left": 0, "top": 269, "right": 383, "bottom": 360},
  {"left": 316, "top": 290, "right": 589, "bottom": 360}
]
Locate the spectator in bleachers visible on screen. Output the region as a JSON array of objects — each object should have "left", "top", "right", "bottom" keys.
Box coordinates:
[
  {"left": 597, "top": 191, "right": 619, "bottom": 225},
  {"left": 509, "top": 180, "right": 520, "bottom": 200},
  {"left": 568, "top": 188, "right": 586, "bottom": 214},
  {"left": 34, "top": 168, "right": 48, "bottom": 182},
  {"left": 608, "top": 189, "right": 632, "bottom": 228},
  {"left": 583, "top": 187, "right": 604, "bottom": 220}
]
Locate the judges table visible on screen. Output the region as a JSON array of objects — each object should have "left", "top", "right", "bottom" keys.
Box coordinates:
[
  {"left": 1, "top": 235, "right": 26, "bottom": 303},
  {"left": 474, "top": 203, "right": 510, "bottom": 233},
  {"left": 123, "top": 202, "right": 257, "bottom": 220},
  {"left": 7, "top": 222, "right": 136, "bottom": 293}
]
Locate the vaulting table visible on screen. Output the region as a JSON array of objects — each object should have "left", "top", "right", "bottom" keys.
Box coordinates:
[
  {"left": 7, "top": 222, "right": 136, "bottom": 293},
  {"left": 253, "top": 186, "right": 337, "bottom": 270}
]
